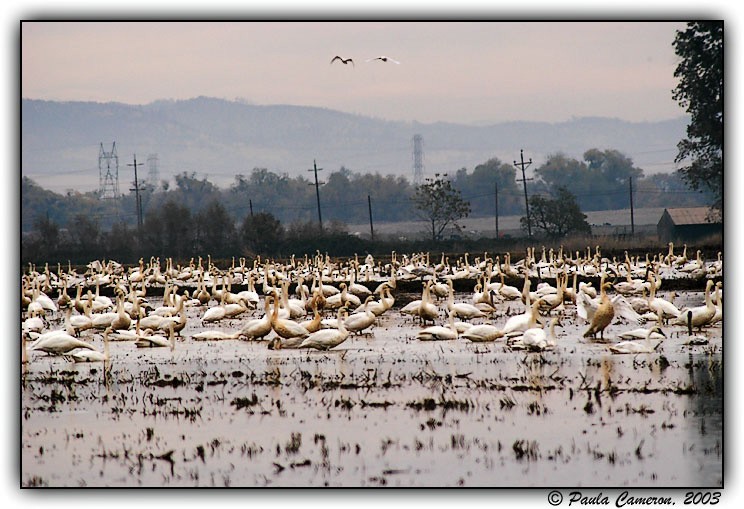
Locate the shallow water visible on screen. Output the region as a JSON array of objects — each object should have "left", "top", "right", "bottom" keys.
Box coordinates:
[{"left": 21, "top": 290, "right": 723, "bottom": 487}]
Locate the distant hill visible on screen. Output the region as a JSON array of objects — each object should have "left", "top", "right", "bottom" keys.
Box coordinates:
[{"left": 21, "top": 97, "right": 688, "bottom": 192}]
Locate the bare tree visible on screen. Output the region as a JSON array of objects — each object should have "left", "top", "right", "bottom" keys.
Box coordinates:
[{"left": 412, "top": 174, "right": 471, "bottom": 241}]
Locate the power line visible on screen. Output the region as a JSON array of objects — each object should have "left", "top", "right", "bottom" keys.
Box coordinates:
[
  {"left": 514, "top": 149, "right": 533, "bottom": 237},
  {"left": 308, "top": 160, "right": 324, "bottom": 233}
]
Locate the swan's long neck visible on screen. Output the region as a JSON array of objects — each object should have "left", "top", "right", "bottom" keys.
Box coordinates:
[{"left": 705, "top": 281, "right": 715, "bottom": 310}]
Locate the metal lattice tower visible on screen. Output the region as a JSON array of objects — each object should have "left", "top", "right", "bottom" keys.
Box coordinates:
[
  {"left": 412, "top": 134, "right": 424, "bottom": 185},
  {"left": 98, "top": 142, "right": 120, "bottom": 200},
  {"left": 147, "top": 153, "right": 159, "bottom": 189}
]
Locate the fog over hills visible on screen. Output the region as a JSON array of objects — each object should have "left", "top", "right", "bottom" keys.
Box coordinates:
[{"left": 21, "top": 97, "right": 688, "bottom": 193}]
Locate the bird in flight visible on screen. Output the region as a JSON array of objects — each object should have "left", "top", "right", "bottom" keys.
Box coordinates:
[
  {"left": 330, "top": 56, "right": 354, "bottom": 66},
  {"left": 366, "top": 56, "right": 400, "bottom": 64}
]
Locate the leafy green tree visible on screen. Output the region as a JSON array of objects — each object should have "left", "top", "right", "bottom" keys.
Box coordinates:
[
  {"left": 522, "top": 187, "right": 591, "bottom": 238},
  {"left": 173, "top": 171, "right": 221, "bottom": 212},
  {"left": 413, "top": 174, "right": 471, "bottom": 241},
  {"left": 241, "top": 212, "right": 284, "bottom": 256},
  {"left": 452, "top": 158, "right": 523, "bottom": 216},
  {"left": 195, "top": 200, "right": 236, "bottom": 258},
  {"left": 672, "top": 21, "right": 723, "bottom": 209},
  {"left": 584, "top": 148, "right": 644, "bottom": 210},
  {"left": 142, "top": 199, "right": 192, "bottom": 259},
  {"left": 23, "top": 213, "right": 61, "bottom": 263},
  {"left": 103, "top": 221, "right": 137, "bottom": 261},
  {"left": 534, "top": 150, "right": 643, "bottom": 211},
  {"left": 70, "top": 213, "right": 102, "bottom": 259}
]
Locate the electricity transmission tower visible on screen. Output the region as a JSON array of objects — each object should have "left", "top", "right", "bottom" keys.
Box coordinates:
[
  {"left": 99, "top": 142, "right": 120, "bottom": 199},
  {"left": 98, "top": 142, "right": 120, "bottom": 218},
  {"left": 412, "top": 134, "right": 424, "bottom": 185}
]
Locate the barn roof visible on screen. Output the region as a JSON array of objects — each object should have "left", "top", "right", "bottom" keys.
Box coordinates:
[{"left": 662, "top": 207, "right": 720, "bottom": 225}]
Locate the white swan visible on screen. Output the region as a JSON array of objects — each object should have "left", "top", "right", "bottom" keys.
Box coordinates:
[
  {"left": 445, "top": 280, "right": 485, "bottom": 321},
  {"left": 240, "top": 297, "right": 275, "bottom": 340},
  {"left": 192, "top": 330, "right": 242, "bottom": 341},
  {"left": 300, "top": 308, "right": 350, "bottom": 350},
  {"left": 617, "top": 325, "right": 666, "bottom": 340},
  {"left": 68, "top": 327, "right": 111, "bottom": 362},
  {"left": 460, "top": 322, "right": 504, "bottom": 343},
  {"left": 344, "top": 296, "right": 377, "bottom": 335},
  {"left": 324, "top": 283, "right": 362, "bottom": 310},
  {"left": 269, "top": 292, "right": 310, "bottom": 341},
  {"left": 672, "top": 280, "right": 716, "bottom": 331},
  {"left": 366, "top": 55, "right": 400, "bottom": 64},
  {"left": 29, "top": 330, "right": 97, "bottom": 355},
  {"left": 202, "top": 292, "right": 228, "bottom": 323},
  {"left": 609, "top": 325, "right": 665, "bottom": 354},
  {"left": 135, "top": 323, "right": 176, "bottom": 350},
  {"left": 502, "top": 296, "right": 543, "bottom": 335},
  {"left": 511, "top": 317, "right": 562, "bottom": 351},
  {"left": 417, "top": 309, "right": 458, "bottom": 341}
]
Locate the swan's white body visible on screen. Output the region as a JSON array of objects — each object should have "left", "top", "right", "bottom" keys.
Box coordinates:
[
  {"left": 300, "top": 309, "right": 350, "bottom": 350},
  {"left": 609, "top": 326, "right": 665, "bottom": 354},
  {"left": 461, "top": 323, "right": 504, "bottom": 343}
]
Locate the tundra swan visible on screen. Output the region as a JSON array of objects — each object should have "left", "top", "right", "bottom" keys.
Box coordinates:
[
  {"left": 671, "top": 280, "right": 716, "bottom": 331},
  {"left": 300, "top": 308, "right": 350, "bottom": 350},
  {"left": 583, "top": 280, "right": 614, "bottom": 341},
  {"left": 68, "top": 327, "right": 111, "bottom": 362},
  {"left": 417, "top": 309, "right": 458, "bottom": 341},
  {"left": 240, "top": 297, "right": 275, "bottom": 340},
  {"left": 609, "top": 326, "right": 665, "bottom": 354}
]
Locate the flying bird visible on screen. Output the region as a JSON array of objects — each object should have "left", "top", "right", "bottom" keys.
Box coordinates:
[
  {"left": 366, "top": 56, "right": 400, "bottom": 64},
  {"left": 330, "top": 56, "right": 354, "bottom": 66}
]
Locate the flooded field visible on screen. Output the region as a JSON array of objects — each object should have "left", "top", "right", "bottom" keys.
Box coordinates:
[{"left": 21, "top": 287, "right": 722, "bottom": 488}]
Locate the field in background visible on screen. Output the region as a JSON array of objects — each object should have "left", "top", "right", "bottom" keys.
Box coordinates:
[{"left": 347, "top": 207, "right": 665, "bottom": 240}]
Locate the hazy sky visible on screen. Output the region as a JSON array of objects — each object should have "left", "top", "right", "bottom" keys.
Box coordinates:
[{"left": 22, "top": 20, "right": 690, "bottom": 124}]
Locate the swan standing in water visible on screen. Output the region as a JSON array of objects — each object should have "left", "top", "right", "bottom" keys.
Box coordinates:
[
  {"left": 671, "top": 279, "right": 716, "bottom": 331},
  {"left": 400, "top": 281, "right": 438, "bottom": 324},
  {"left": 343, "top": 296, "right": 378, "bottom": 335},
  {"left": 583, "top": 281, "right": 614, "bottom": 341},
  {"left": 270, "top": 292, "right": 311, "bottom": 342},
  {"left": 502, "top": 297, "right": 543, "bottom": 335}
]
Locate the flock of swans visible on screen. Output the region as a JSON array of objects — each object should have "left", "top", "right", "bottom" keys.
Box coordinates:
[{"left": 21, "top": 242, "right": 723, "bottom": 365}]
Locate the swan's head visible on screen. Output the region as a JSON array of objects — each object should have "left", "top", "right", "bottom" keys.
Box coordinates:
[{"left": 650, "top": 326, "right": 666, "bottom": 337}]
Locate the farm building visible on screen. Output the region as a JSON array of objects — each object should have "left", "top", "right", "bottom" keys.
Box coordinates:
[{"left": 657, "top": 207, "right": 722, "bottom": 243}]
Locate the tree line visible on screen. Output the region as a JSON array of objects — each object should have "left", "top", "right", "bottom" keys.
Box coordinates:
[{"left": 23, "top": 147, "right": 713, "bottom": 233}]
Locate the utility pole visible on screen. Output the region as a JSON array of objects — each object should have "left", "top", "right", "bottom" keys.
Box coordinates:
[
  {"left": 308, "top": 160, "right": 324, "bottom": 232},
  {"left": 249, "top": 199, "right": 254, "bottom": 218},
  {"left": 128, "top": 155, "right": 145, "bottom": 232},
  {"left": 629, "top": 176, "right": 635, "bottom": 236},
  {"left": 514, "top": 149, "right": 533, "bottom": 237},
  {"left": 368, "top": 194, "right": 374, "bottom": 240},
  {"left": 494, "top": 181, "right": 499, "bottom": 239}
]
